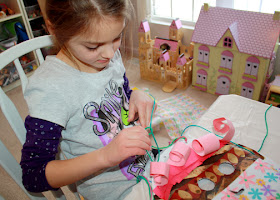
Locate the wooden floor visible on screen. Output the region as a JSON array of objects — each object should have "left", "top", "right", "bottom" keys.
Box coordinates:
[{"left": 0, "top": 58, "right": 218, "bottom": 200}]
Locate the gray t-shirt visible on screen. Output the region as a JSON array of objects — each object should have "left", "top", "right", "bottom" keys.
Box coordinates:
[{"left": 24, "top": 51, "right": 147, "bottom": 199}]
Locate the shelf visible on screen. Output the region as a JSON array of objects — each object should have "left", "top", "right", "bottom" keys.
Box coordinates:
[
  {"left": 28, "top": 15, "right": 43, "bottom": 22},
  {"left": 0, "top": 13, "right": 22, "bottom": 23},
  {"left": 2, "top": 70, "right": 35, "bottom": 93}
]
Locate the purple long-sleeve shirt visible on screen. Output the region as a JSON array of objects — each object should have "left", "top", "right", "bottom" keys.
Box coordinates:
[{"left": 20, "top": 74, "right": 132, "bottom": 192}]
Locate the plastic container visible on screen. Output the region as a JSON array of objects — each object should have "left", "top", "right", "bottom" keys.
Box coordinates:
[
  {"left": 32, "top": 28, "right": 44, "bottom": 37},
  {"left": 0, "top": 36, "right": 17, "bottom": 49},
  {"left": 25, "top": 4, "right": 41, "bottom": 19}
]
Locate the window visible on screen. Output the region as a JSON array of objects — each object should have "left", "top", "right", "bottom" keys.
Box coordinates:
[
  {"left": 223, "top": 37, "right": 232, "bottom": 48},
  {"left": 150, "top": 0, "right": 216, "bottom": 25},
  {"left": 195, "top": 69, "right": 207, "bottom": 91},
  {"left": 219, "top": 51, "right": 233, "bottom": 74},
  {"left": 243, "top": 56, "right": 260, "bottom": 82},
  {"left": 241, "top": 82, "right": 254, "bottom": 99},
  {"left": 149, "top": 0, "right": 280, "bottom": 25},
  {"left": 197, "top": 45, "right": 210, "bottom": 68}
]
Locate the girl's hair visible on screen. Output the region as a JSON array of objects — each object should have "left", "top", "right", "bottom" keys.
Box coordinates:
[{"left": 46, "top": 0, "right": 135, "bottom": 59}]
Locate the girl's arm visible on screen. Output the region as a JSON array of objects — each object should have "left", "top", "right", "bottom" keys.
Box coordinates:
[
  {"left": 21, "top": 116, "right": 151, "bottom": 191},
  {"left": 123, "top": 73, "right": 132, "bottom": 99},
  {"left": 20, "top": 116, "right": 62, "bottom": 192},
  {"left": 123, "top": 73, "right": 157, "bottom": 128},
  {"left": 127, "top": 90, "right": 157, "bottom": 129}
]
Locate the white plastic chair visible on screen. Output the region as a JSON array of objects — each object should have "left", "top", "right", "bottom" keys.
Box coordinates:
[{"left": 0, "top": 35, "right": 79, "bottom": 200}]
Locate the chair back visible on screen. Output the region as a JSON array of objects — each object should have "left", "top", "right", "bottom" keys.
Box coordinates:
[{"left": 0, "top": 35, "right": 78, "bottom": 200}]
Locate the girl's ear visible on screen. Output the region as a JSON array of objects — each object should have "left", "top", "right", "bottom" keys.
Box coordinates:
[{"left": 46, "top": 19, "right": 55, "bottom": 35}]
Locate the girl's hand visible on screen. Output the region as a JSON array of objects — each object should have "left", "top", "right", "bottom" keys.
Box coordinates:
[
  {"left": 101, "top": 126, "right": 151, "bottom": 166},
  {"left": 128, "top": 90, "right": 157, "bottom": 128}
]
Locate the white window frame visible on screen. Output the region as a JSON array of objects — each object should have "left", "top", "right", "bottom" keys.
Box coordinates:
[
  {"left": 138, "top": 0, "right": 195, "bottom": 28},
  {"left": 137, "top": 0, "right": 280, "bottom": 29},
  {"left": 139, "top": 0, "right": 234, "bottom": 28}
]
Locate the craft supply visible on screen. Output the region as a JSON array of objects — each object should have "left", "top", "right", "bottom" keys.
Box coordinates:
[
  {"left": 136, "top": 175, "right": 153, "bottom": 200},
  {"left": 192, "top": 133, "right": 220, "bottom": 156},
  {"left": 150, "top": 162, "right": 170, "bottom": 186},
  {"left": 137, "top": 91, "right": 273, "bottom": 199},
  {"left": 258, "top": 104, "right": 272, "bottom": 152},
  {"left": 167, "top": 141, "right": 191, "bottom": 166}
]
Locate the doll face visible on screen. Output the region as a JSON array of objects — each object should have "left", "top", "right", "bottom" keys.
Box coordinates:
[{"left": 65, "top": 17, "right": 125, "bottom": 73}]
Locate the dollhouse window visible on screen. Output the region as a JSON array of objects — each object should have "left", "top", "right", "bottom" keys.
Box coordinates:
[
  {"left": 243, "top": 56, "right": 260, "bottom": 82},
  {"left": 241, "top": 82, "right": 254, "bottom": 99},
  {"left": 219, "top": 51, "right": 233, "bottom": 74},
  {"left": 160, "top": 43, "right": 171, "bottom": 51},
  {"left": 197, "top": 45, "right": 210, "bottom": 68},
  {"left": 223, "top": 37, "right": 232, "bottom": 48},
  {"left": 195, "top": 69, "right": 207, "bottom": 91}
]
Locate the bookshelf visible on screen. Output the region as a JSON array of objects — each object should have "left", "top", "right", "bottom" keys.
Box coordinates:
[{"left": 0, "top": 0, "right": 47, "bottom": 91}]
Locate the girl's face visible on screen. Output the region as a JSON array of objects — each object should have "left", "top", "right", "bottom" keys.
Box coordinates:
[{"left": 63, "top": 17, "right": 125, "bottom": 73}]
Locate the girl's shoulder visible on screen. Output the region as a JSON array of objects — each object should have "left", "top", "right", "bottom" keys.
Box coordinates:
[
  {"left": 26, "top": 56, "right": 79, "bottom": 95},
  {"left": 29, "top": 56, "right": 77, "bottom": 82}
]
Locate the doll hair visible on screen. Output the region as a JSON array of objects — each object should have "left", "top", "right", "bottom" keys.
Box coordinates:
[{"left": 45, "top": 0, "right": 135, "bottom": 62}]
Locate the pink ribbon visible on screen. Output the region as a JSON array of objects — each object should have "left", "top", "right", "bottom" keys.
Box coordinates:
[
  {"left": 167, "top": 141, "right": 191, "bottom": 166},
  {"left": 150, "top": 162, "right": 170, "bottom": 186},
  {"left": 151, "top": 118, "right": 235, "bottom": 199}
]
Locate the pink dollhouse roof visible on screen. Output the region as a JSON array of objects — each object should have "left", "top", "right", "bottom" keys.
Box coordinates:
[
  {"left": 191, "top": 6, "right": 280, "bottom": 59},
  {"left": 170, "top": 18, "right": 182, "bottom": 29},
  {"left": 154, "top": 37, "right": 179, "bottom": 51},
  {"left": 177, "top": 55, "right": 187, "bottom": 65},
  {"left": 160, "top": 51, "right": 170, "bottom": 61},
  {"left": 139, "top": 20, "right": 150, "bottom": 32}
]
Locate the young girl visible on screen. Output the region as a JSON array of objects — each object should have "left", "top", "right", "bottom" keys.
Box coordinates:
[{"left": 20, "top": 0, "right": 156, "bottom": 199}]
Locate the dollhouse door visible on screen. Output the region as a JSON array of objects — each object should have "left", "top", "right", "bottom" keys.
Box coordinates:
[{"left": 216, "top": 76, "right": 231, "bottom": 95}]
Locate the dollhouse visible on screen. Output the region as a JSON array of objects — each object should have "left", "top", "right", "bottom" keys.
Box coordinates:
[
  {"left": 138, "top": 19, "right": 193, "bottom": 92},
  {"left": 191, "top": 4, "right": 280, "bottom": 100}
]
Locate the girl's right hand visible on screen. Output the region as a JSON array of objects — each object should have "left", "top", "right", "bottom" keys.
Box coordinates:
[{"left": 101, "top": 126, "right": 151, "bottom": 167}]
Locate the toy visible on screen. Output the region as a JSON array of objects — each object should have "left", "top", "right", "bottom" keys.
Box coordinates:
[
  {"left": 0, "top": 11, "right": 6, "bottom": 19},
  {"left": 191, "top": 4, "right": 280, "bottom": 101},
  {"left": 265, "top": 75, "right": 280, "bottom": 107},
  {"left": 0, "top": 3, "right": 15, "bottom": 17},
  {"left": 138, "top": 19, "right": 193, "bottom": 93}
]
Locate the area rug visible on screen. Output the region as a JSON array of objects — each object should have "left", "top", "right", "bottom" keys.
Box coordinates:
[{"left": 153, "top": 93, "right": 207, "bottom": 139}]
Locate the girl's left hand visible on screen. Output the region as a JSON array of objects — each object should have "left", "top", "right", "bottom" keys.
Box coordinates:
[{"left": 127, "top": 90, "right": 157, "bottom": 128}]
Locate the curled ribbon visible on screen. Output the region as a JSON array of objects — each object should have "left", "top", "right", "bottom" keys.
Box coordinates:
[
  {"left": 150, "top": 118, "right": 235, "bottom": 199},
  {"left": 167, "top": 141, "right": 191, "bottom": 166},
  {"left": 192, "top": 118, "right": 235, "bottom": 156},
  {"left": 150, "top": 162, "right": 170, "bottom": 186}
]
